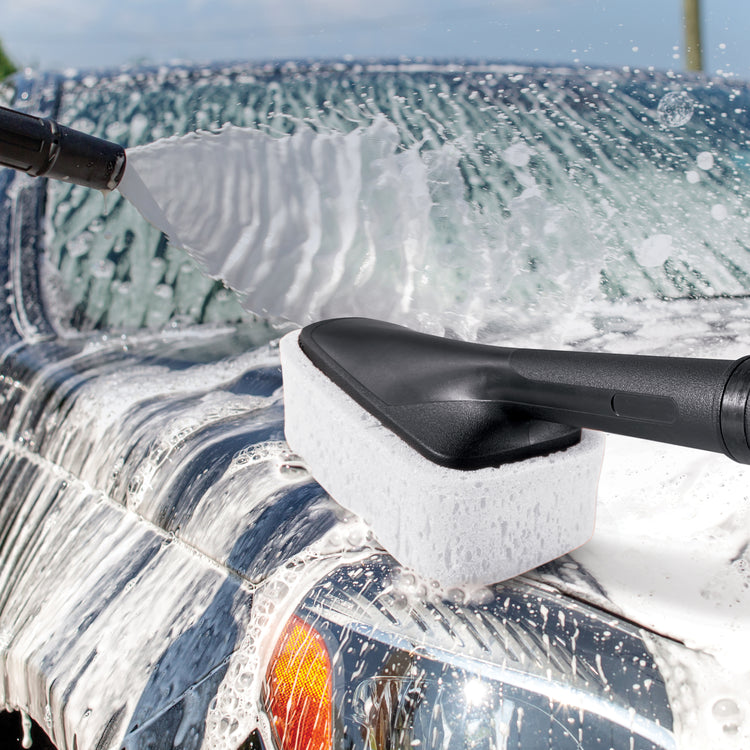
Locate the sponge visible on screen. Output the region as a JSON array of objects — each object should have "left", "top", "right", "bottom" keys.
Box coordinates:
[{"left": 280, "top": 329, "right": 604, "bottom": 586}]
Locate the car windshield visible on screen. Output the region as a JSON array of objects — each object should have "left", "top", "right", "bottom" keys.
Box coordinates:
[{"left": 35, "top": 60, "right": 750, "bottom": 345}]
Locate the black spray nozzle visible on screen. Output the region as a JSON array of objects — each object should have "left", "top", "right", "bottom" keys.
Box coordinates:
[
  {"left": 0, "top": 106, "right": 126, "bottom": 191},
  {"left": 300, "top": 317, "right": 750, "bottom": 469}
]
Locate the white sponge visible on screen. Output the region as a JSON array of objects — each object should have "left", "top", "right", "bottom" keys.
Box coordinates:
[{"left": 280, "top": 329, "right": 604, "bottom": 586}]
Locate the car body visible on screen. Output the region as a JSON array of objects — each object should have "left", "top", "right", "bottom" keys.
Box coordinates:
[{"left": 0, "top": 61, "right": 748, "bottom": 750}]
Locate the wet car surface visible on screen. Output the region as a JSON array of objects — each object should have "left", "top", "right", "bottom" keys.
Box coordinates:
[{"left": 0, "top": 61, "right": 748, "bottom": 749}]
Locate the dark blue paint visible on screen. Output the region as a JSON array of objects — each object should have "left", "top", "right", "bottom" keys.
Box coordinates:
[{"left": 226, "top": 482, "right": 337, "bottom": 581}]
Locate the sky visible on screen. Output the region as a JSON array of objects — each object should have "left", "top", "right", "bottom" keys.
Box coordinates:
[{"left": 1, "top": 0, "right": 749, "bottom": 80}]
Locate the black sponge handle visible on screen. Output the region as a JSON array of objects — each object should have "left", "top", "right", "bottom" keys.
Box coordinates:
[
  {"left": 0, "top": 106, "right": 126, "bottom": 191},
  {"left": 301, "top": 317, "right": 750, "bottom": 468},
  {"left": 504, "top": 347, "right": 748, "bottom": 460}
]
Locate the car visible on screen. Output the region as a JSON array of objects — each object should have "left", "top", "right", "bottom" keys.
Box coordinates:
[{"left": 0, "top": 59, "right": 748, "bottom": 750}]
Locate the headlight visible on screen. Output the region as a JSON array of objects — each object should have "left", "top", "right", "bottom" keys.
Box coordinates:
[{"left": 263, "top": 556, "right": 676, "bottom": 750}]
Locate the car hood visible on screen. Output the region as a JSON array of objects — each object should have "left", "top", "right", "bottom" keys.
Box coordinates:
[{"left": 0, "top": 297, "right": 747, "bottom": 749}]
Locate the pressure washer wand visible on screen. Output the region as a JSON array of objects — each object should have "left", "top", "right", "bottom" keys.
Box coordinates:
[{"left": 0, "top": 106, "right": 126, "bottom": 191}]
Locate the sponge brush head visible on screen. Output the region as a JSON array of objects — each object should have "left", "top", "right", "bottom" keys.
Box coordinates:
[{"left": 280, "top": 329, "right": 604, "bottom": 586}]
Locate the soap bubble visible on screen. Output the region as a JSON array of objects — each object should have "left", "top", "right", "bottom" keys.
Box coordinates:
[
  {"left": 712, "top": 698, "right": 744, "bottom": 734},
  {"left": 634, "top": 234, "right": 673, "bottom": 267},
  {"left": 711, "top": 204, "right": 728, "bottom": 221},
  {"left": 657, "top": 91, "right": 696, "bottom": 127},
  {"left": 503, "top": 142, "right": 533, "bottom": 167},
  {"left": 697, "top": 151, "right": 715, "bottom": 170}
]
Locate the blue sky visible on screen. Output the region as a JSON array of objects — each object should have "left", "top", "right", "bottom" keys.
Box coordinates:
[{"left": 1, "top": 0, "right": 748, "bottom": 79}]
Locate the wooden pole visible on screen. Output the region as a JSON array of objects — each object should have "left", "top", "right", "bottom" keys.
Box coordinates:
[{"left": 683, "top": 0, "right": 703, "bottom": 72}]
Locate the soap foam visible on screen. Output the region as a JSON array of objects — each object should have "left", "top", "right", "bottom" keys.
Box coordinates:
[
  {"left": 575, "top": 433, "right": 750, "bottom": 672},
  {"left": 120, "top": 117, "right": 480, "bottom": 334},
  {"left": 280, "top": 329, "right": 605, "bottom": 586}
]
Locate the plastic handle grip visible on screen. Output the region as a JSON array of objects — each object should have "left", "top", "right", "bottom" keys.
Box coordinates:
[{"left": 504, "top": 348, "right": 736, "bottom": 456}]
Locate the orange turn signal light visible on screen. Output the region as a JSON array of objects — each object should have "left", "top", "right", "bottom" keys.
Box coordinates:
[{"left": 265, "top": 614, "right": 333, "bottom": 750}]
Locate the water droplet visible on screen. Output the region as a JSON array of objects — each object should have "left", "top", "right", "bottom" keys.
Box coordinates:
[
  {"left": 154, "top": 283, "right": 173, "bottom": 300},
  {"left": 280, "top": 460, "right": 307, "bottom": 476},
  {"left": 635, "top": 234, "right": 673, "bottom": 267},
  {"left": 21, "top": 712, "right": 32, "bottom": 749},
  {"left": 397, "top": 570, "right": 417, "bottom": 588},
  {"left": 503, "top": 142, "right": 533, "bottom": 167},
  {"left": 447, "top": 587, "right": 466, "bottom": 604},
  {"left": 697, "top": 151, "right": 715, "bottom": 170},
  {"left": 712, "top": 697, "right": 744, "bottom": 734},
  {"left": 711, "top": 204, "right": 728, "bottom": 221},
  {"left": 657, "top": 91, "right": 696, "bottom": 127},
  {"left": 346, "top": 527, "right": 366, "bottom": 547}
]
